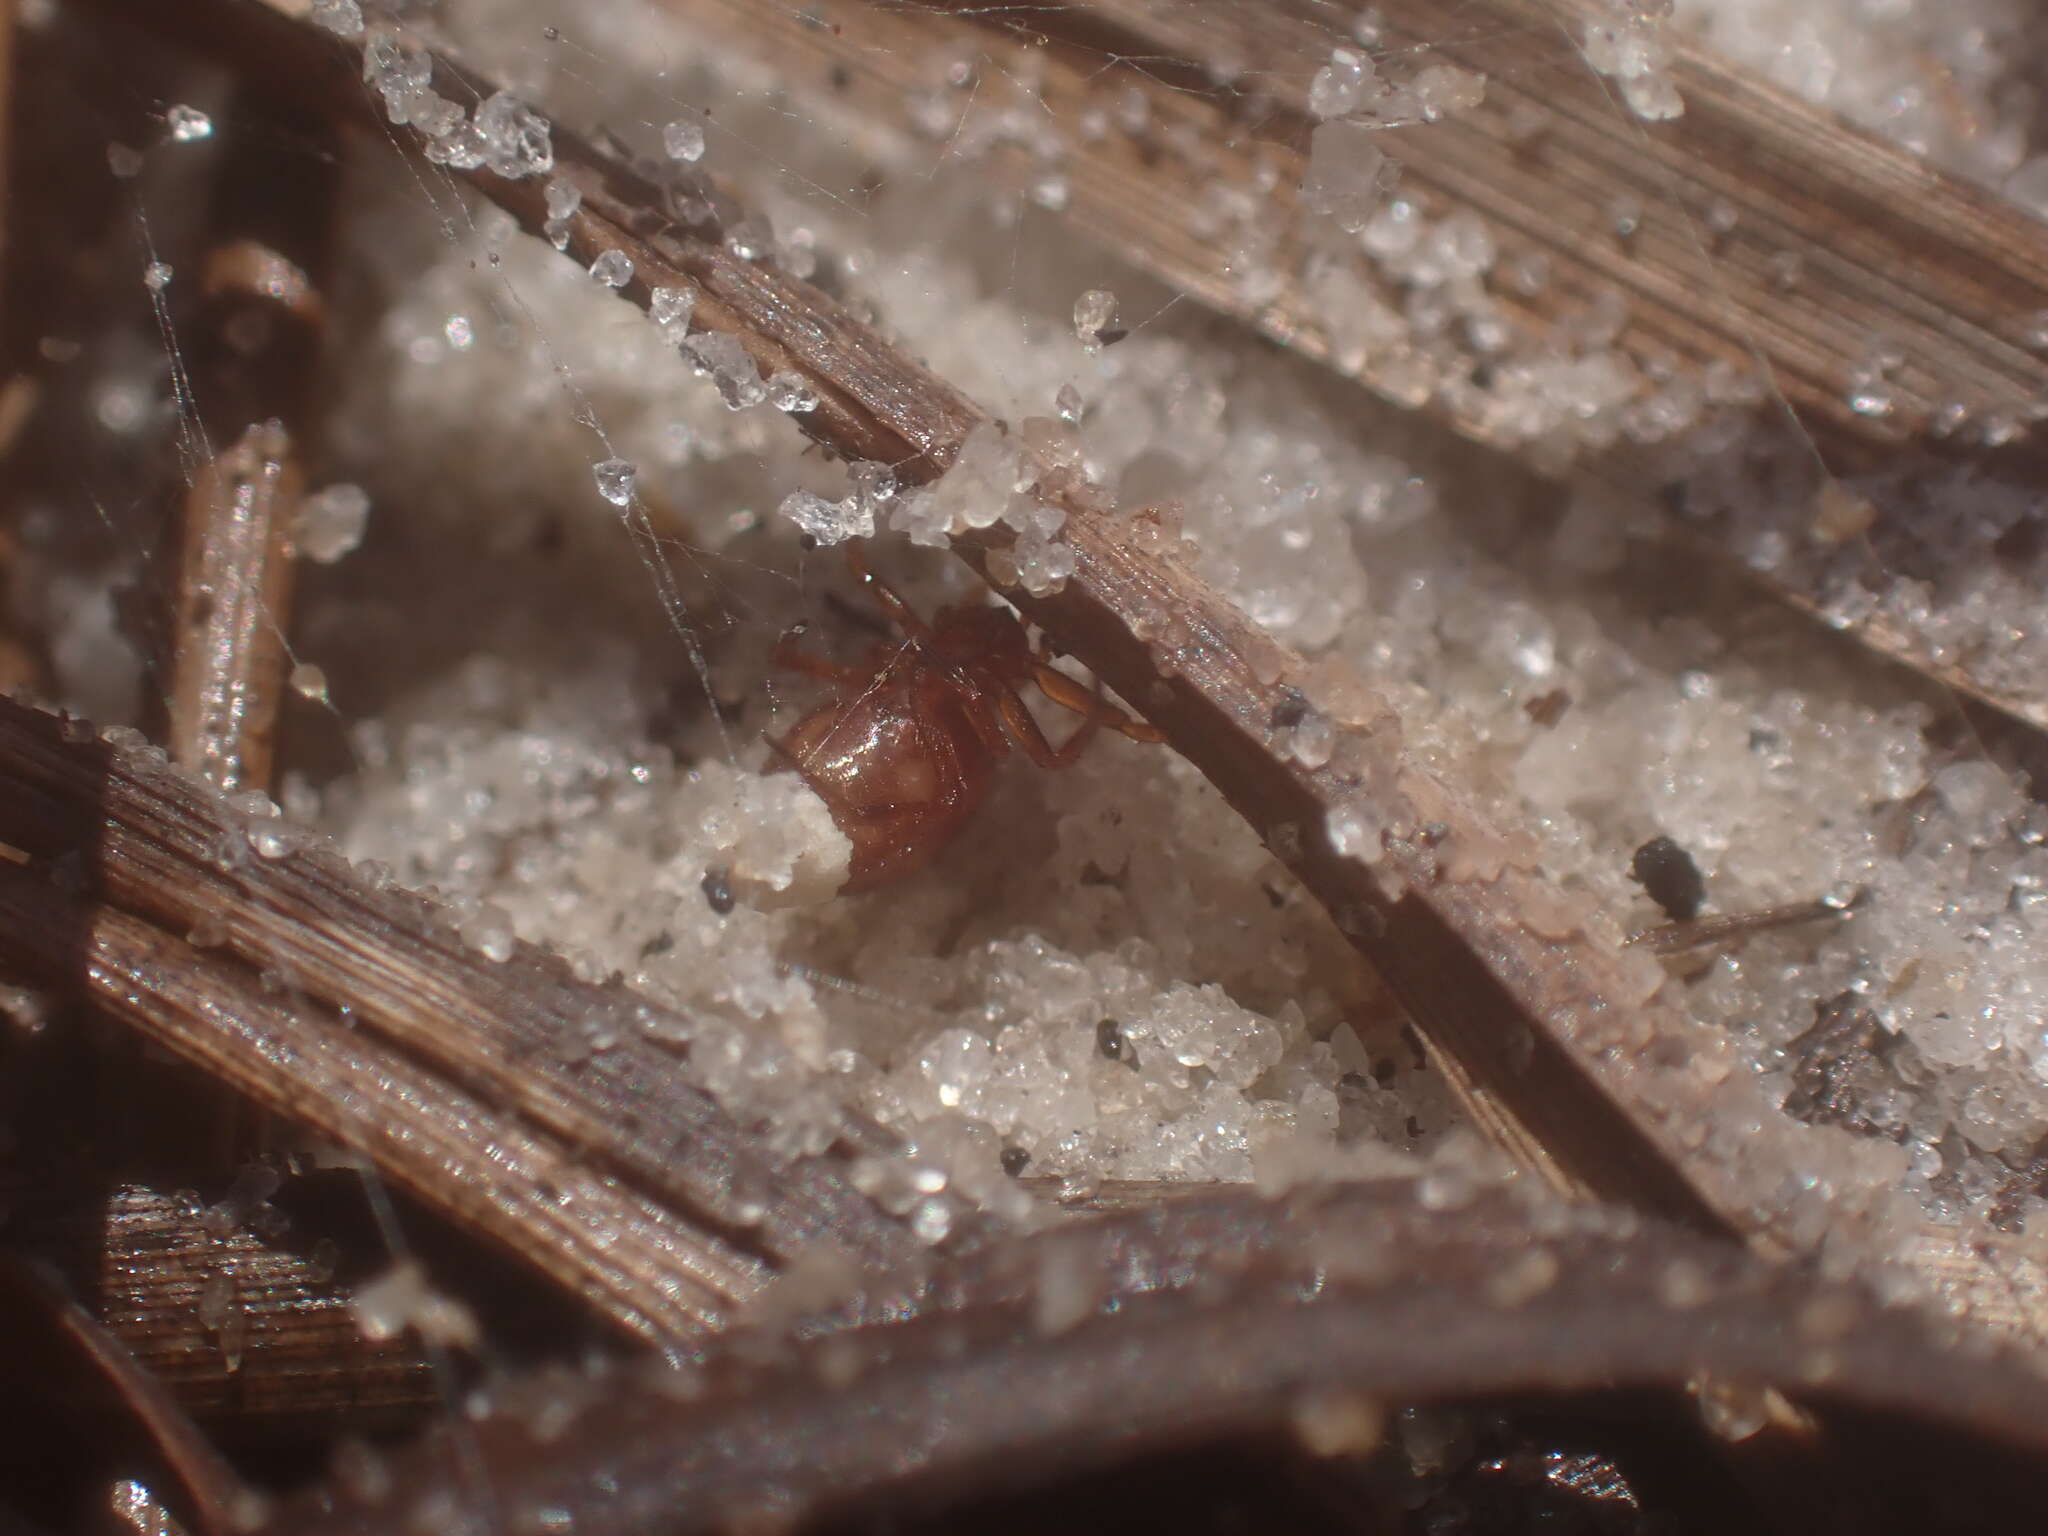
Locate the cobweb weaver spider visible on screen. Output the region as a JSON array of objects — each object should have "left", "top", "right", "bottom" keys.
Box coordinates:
[{"left": 770, "top": 545, "right": 1164, "bottom": 890}]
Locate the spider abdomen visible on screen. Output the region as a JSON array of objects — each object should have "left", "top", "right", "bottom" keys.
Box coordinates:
[{"left": 775, "top": 681, "right": 998, "bottom": 888}]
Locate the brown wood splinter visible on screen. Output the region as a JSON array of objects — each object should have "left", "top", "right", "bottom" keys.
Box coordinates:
[{"left": 771, "top": 544, "right": 1162, "bottom": 888}]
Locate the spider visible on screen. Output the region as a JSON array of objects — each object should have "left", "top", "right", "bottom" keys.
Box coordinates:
[{"left": 769, "top": 546, "right": 1163, "bottom": 890}]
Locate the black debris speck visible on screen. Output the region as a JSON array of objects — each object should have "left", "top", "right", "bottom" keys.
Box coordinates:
[
  {"left": 1630, "top": 835, "right": 1705, "bottom": 922},
  {"left": 1095, "top": 1018, "right": 1125, "bottom": 1061}
]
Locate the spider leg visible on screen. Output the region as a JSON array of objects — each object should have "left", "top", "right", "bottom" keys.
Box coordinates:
[
  {"left": 770, "top": 633, "right": 870, "bottom": 687},
  {"left": 988, "top": 668, "right": 1101, "bottom": 769},
  {"left": 1030, "top": 659, "right": 1166, "bottom": 745},
  {"left": 846, "top": 543, "right": 938, "bottom": 645}
]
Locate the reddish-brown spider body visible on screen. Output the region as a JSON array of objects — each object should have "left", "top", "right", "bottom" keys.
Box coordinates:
[{"left": 771, "top": 551, "right": 1160, "bottom": 890}]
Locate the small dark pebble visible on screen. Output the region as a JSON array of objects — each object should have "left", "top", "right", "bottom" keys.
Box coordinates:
[
  {"left": 1000, "top": 1146, "right": 1031, "bottom": 1178},
  {"left": 1630, "top": 835, "right": 1705, "bottom": 922},
  {"left": 1096, "top": 327, "right": 1129, "bottom": 347},
  {"left": 1095, "top": 1018, "right": 1124, "bottom": 1061},
  {"left": 701, "top": 867, "right": 736, "bottom": 915}
]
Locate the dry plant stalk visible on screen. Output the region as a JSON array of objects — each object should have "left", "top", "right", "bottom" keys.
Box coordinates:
[
  {"left": 157, "top": 113, "right": 338, "bottom": 798},
  {"left": 17, "top": 1183, "right": 437, "bottom": 1439},
  {"left": 269, "top": 1180, "right": 2048, "bottom": 1535},
  {"left": 0, "top": 854, "right": 749, "bottom": 1344},
  {"left": 166, "top": 422, "right": 301, "bottom": 795},
  {"left": 0, "top": 1256, "right": 250, "bottom": 1536},
  {"left": 86, "top": 0, "right": 2048, "bottom": 1347},
  {"left": 0, "top": 695, "right": 938, "bottom": 1344}
]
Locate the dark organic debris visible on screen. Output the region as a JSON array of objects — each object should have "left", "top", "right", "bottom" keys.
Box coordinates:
[{"left": 1631, "top": 834, "right": 1707, "bottom": 922}]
